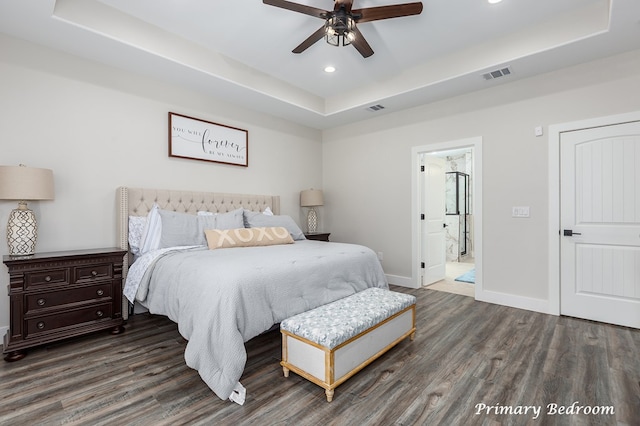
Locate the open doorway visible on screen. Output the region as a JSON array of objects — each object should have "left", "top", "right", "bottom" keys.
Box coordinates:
[
  {"left": 411, "top": 137, "right": 482, "bottom": 298},
  {"left": 427, "top": 149, "right": 475, "bottom": 297}
]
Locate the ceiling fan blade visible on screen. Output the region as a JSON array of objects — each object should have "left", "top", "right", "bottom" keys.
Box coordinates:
[
  {"left": 334, "top": 0, "right": 354, "bottom": 13},
  {"left": 350, "top": 26, "right": 374, "bottom": 58},
  {"left": 354, "top": 2, "right": 423, "bottom": 23},
  {"left": 292, "top": 25, "right": 326, "bottom": 54},
  {"left": 263, "top": 0, "right": 328, "bottom": 19}
]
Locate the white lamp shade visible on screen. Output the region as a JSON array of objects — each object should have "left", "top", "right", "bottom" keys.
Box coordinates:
[
  {"left": 0, "top": 165, "right": 54, "bottom": 201},
  {"left": 300, "top": 189, "right": 323, "bottom": 207},
  {"left": 0, "top": 165, "right": 54, "bottom": 255}
]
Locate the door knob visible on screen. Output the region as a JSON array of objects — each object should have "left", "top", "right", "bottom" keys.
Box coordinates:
[{"left": 563, "top": 229, "right": 582, "bottom": 236}]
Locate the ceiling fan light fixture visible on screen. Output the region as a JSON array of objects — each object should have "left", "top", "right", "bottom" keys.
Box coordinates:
[
  {"left": 345, "top": 31, "right": 356, "bottom": 43},
  {"left": 325, "top": 30, "right": 339, "bottom": 47},
  {"left": 325, "top": 15, "right": 356, "bottom": 47},
  {"left": 263, "top": 0, "right": 424, "bottom": 58}
]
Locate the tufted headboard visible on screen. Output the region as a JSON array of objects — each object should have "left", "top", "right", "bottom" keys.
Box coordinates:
[{"left": 116, "top": 187, "right": 280, "bottom": 318}]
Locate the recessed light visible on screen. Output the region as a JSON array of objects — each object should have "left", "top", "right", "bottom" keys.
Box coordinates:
[
  {"left": 324, "top": 66, "right": 336, "bottom": 73},
  {"left": 488, "top": 0, "right": 503, "bottom": 4}
]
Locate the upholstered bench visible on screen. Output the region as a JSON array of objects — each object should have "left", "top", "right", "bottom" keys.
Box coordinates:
[{"left": 280, "top": 288, "right": 416, "bottom": 402}]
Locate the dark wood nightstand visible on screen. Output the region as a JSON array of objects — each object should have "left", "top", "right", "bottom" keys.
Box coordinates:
[
  {"left": 304, "top": 232, "right": 331, "bottom": 242},
  {"left": 2, "top": 247, "right": 127, "bottom": 361}
]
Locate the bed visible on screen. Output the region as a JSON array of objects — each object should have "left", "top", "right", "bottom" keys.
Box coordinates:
[{"left": 116, "top": 187, "right": 388, "bottom": 403}]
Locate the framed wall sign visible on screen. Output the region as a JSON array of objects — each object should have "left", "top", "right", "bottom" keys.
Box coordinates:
[{"left": 168, "top": 112, "right": 248, "bottom": 167}]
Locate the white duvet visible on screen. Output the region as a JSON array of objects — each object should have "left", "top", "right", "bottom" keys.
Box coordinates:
[{"left": 124, "top": 240, "right": 388, "bottom": 401}]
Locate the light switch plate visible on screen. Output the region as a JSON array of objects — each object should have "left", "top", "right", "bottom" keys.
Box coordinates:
[
  {"left": 534, "top": 126, "right": 543, "bottom": 137},
  {"left": 512, "top": 206, "right": 530, "bottom": 217}
]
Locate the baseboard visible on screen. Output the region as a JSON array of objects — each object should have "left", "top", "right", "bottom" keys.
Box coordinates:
[
  {"left": 386, "top": 274, "right": 419, "bottom": 289},
  {"left": 475, "top": 288, "right": 554, "bottom": 315},
  {"left": 387, "top": 273, "right": 553, "bottom": 314},
  {"left": 0, "top": 325, "right": 7, "bottom": 342}
]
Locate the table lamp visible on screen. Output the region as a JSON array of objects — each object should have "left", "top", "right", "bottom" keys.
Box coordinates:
[
  {"left": 0, "top": 164, "right": 55, "bottom": 255},
  {"left": 300, "top": 189, "right": 323, "bottom": 233}
]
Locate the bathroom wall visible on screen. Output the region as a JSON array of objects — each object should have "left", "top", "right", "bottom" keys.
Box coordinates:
[{"left": 444, "top": 150, "right": 473, "bottom": 261}]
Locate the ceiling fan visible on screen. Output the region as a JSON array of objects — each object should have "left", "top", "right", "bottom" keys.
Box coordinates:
[{"left": 263, "top": 0, "right": 423, "bottom": 58}]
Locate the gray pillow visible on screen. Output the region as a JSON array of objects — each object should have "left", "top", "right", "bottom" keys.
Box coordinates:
[
  {"left": 243, "top": 210, "right": 306, "bottom": 241},
  {"left": 197, "top": 208, "right": 245, "bottom": 237},
  {"left": 158, "top": 209, "right": 204, "bottom": 248},
  {"left": 215, "top": 208, "right": 245, "bottom": 230}
]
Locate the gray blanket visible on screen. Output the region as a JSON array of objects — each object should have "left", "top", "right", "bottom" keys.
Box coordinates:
[{"left": 135, "top": 240, "right": 388, "bottom": 401}]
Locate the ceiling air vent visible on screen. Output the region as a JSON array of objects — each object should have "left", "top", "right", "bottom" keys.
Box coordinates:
[
  {"left": 366, "top": 104, "right": 386, "bottom": 112},
  {"left": 482, "top": 66, "right": 512, "bottom": 81}
]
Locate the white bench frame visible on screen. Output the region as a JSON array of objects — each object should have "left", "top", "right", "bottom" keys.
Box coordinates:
[{"left": 281, "top": 304, "right": 416, "bottom": 402}]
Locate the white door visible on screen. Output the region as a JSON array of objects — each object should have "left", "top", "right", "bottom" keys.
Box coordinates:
[
  {"left": 560, "top": 120, "right": 640, "bottom": 328},
  {"left": 421, "top": 155, "right": 446, "bottom": 285}
]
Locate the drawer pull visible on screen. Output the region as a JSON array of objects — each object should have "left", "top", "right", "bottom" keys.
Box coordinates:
[
  {"left": 44, "top": 275, "right": 52, "bottom": 282},
  {"left": 37, "top": 298, "right": 46, "bottom": 306},
  {"left": 96, "top": 310, "right": 104, "bottom": 318},
  {"left": 91, "top": 270, "right": 98, "bottom": 277},
  {"left": 37, "top": 321, "right": 45, "bottom": 330},
  {"left": 96, "top": 289, "right": 104, "bottom": 296}
]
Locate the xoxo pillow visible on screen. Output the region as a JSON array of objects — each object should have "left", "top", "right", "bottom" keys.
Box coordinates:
[{"left": 205, "top": 226, "right": 294, "bottom": 250}]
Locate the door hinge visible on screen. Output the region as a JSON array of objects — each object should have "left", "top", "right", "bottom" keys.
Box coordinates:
[
  {"left": 421, "top": 262, "right": 425, "bottom": 269},
  {"left": 420, "top": 165, "right": 425, "bottom": 172},
  {"left": 420, "top": 213, "right": 425, "bottom": 220}
]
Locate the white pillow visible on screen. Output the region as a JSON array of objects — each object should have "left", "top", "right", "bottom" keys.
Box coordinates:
[
  {"left": 128, "top": 216, "right": 147, "bottom": 255},
  {"left": 139, "top": 203, "right": 162, "bottom": 254},
  {"left": 263, "top": 206, "right": 274, "bottom": 216}
]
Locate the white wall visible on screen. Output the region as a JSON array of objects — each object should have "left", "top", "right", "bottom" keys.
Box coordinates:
[
  {"left": 323, "top": 49, "right": 640, "bottom": 312},
  {"left": 0, "top": 35, "right": 323, "bottom": 331},
  {"left": 3, "top": 33, "right": 640, "bottom": 333}
]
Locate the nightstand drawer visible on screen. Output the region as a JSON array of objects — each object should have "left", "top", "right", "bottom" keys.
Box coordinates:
[
  {"left": 75, "top": 264, "right": 113, "bottom": 282},
  {"left": 25, "top": 303, "right": 113, "bottom": 338},
  {"left": 26, "top": 268, "right": 70, "bottom": 288},
  {"left": 25, "top": 283, "right": 112, "bottom": 314}
]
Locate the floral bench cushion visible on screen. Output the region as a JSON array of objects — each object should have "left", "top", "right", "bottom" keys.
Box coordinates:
[{"left": 280, "top": 288, "right": 416, "bottom": 349}]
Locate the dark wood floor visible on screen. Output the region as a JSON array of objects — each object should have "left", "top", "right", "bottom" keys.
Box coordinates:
[{"left": 1, "top": 286, "right": 638, "bottom": 426}]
